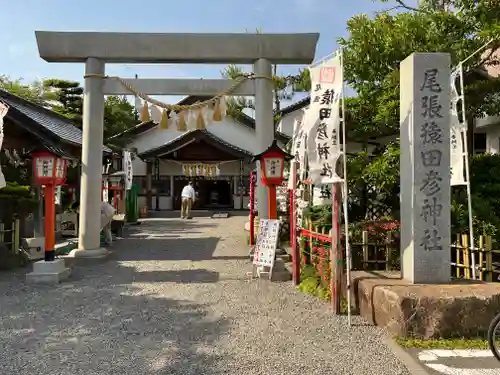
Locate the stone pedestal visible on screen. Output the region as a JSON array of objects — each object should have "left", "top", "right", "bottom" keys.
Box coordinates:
[
  {"left": 68, "top": 247, "right": 109, "bottom": 258},
  {"left": 400, "top": 52, "right": 451, "bottom": 284},
  {"left": 26, "top": 259, "right": 71, "bottom": 284}
]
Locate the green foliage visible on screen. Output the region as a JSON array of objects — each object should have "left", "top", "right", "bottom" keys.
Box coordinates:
[
  {"left": 0, "top": 76, "right": 46, "bottom": 105},
  {"left": 339, "top": 0, "right": 500, "bottom": 139},
  {"left": 0, "top": 182, "right": 38, "bottom": 222},
  {"left": 43, "top": 79, "right": 84, "bottom": 123},
  {"left": 103, "top": 96, "right": 137, "bottom": 140}
]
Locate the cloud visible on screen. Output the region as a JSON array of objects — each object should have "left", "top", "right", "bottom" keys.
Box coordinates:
[{"left": 7, "top": 43, "right": 26, "bottom": 59}]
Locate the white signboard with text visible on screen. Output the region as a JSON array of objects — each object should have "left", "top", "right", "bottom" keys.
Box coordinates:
[{"left": 252, "top": 219, "right": 280, "bottom": 268}]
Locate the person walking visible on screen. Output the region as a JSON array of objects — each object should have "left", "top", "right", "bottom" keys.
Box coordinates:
[{"left": 181, "top": 181, "right": 195, "bottom": 219}]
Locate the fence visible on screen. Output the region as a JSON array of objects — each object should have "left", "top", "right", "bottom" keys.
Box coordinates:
[
  {"left": 296, "top": 224, "right": 500, "bottom": 284},
  {"left": 0, "top": 219, "right": 20, "bottom": 253}
]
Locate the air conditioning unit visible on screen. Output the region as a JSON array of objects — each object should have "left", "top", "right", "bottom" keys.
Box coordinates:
[{"left": 22, "top": 237, "right": 45, "bottom": 260}]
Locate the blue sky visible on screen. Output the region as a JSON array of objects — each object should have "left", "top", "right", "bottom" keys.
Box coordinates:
[{"left": 0, "top": 0, "right": 415, "bottom": 107}]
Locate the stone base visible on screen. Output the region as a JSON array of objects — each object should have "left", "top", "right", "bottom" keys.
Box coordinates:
[
  {"left": 26, "top": 259, "right": 71, "bottom": 284},
  {"left": 252, "top": 259, "right": 292, "bottom": 282},
  {"left": 352, "top": 271, "right": 500, "bottom": 339},
  {"left": 68, "top": 247, "right": 109, "bottom": 258}
]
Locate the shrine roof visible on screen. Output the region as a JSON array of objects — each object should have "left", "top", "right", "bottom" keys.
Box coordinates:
[
  {"left": 138, "top": 129, "right": 253, "bottom": 160},
  {"left": 0, "top": 89, "right": 112, "bottom": 154}
]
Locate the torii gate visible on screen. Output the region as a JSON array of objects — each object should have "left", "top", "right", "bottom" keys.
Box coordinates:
[{"left": 35, "top": 31, "right": 319, "bottom": 257}]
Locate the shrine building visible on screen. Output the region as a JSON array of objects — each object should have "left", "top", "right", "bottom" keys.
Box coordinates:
[{"left": 110, "top": 95, "right": 290, "bottom": 211}]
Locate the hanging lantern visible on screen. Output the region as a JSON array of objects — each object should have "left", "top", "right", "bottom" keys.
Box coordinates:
[
  {"left": 139, "top": 101, "right": 150, "bottom": 122},
  {"left": 196, "top": 108, "right": 206, "bottom": 129},
  {"left": 177, "top": 111, "right": 187, "bottom": 131},
  {"left": 159, "top": 109, "right": 169, "bottom": 130}
]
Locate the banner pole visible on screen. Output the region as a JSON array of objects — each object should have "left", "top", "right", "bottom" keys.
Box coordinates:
[{"left": 458, "top": 63, "right": 476, "bottom": 280}]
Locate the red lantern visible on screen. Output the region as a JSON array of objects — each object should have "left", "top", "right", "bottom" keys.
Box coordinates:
[
  {"left": 252, "top": 140, "right": 293, "bottom": 220},
  {"left": 32, "top": 151, "right": 69, "bottom": 186},
  {"left": 252, "top": 140, "right": 293, "bottom": 187}
]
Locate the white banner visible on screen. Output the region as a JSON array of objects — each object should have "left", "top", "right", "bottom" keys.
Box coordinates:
[
  {"left": 450, "top": 65, "right": 467, "bottom": 186},
  {"left": 123, "top": 150, "right": 133, "bottom": 190},
  {"left": 288, "top": 111, "right": 305, "bottom": 189},
  {"left": 305, "top": 51, "right": 344, "bottom": 185},
  {"left": 312, "top": 184, "right": 331, "bottom": 206},
  {"left": 0, "top": 102, "right": 7, "bottom": 189}
]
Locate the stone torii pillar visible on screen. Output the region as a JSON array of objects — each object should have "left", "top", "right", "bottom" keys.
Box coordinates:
[{"left": 34, "top": 31, "right": 318, "bottom": 256}]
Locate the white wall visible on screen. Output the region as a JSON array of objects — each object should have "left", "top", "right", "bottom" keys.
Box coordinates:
[
  {"left": 277, "top": 107, "right": 308, "bottom": 138},
  {"left": 486, "top": 126, "right": 500, "bottom": 154},
  {"left": 129, "top": 111, "right": 261, "bottom": 155}
]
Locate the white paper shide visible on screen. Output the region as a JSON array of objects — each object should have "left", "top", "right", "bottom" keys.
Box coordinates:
[{"left": 305, "top": 52, "right": 344, "bottom": 185}]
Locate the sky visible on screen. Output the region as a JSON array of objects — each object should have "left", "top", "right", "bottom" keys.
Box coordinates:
[{"left": 0, "top": 0, "right": 415, "bottom": 107}]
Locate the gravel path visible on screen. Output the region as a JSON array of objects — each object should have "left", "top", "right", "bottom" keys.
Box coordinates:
[{"left": 0, "top": 213, "right": 410, "bottom": 375}]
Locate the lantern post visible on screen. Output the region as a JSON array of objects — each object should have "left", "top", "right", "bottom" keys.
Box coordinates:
[
  {"left": 31, "top": 151, "right": 69, "bottom": 261},
  {"left": 27, "top": 150, "right": 71, "bottom": 285},
  {"left": 252, "top": 140, "right": 293, "bottom": 221}
]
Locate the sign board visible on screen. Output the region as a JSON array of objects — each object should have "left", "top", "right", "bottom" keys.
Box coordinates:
[{"left": 252, "top": 219, "right": 280, "bottom": 268}]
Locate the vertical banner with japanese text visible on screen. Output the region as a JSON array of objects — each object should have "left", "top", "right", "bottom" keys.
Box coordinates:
[
  {"left": 305, "top": 51, "right": 343, "bottom": 185},
  {"left": 123, "top": 150, "right": 133, "bottom": 190},
  {"left": 0, "top": 102, "right": 8, "bottom": 189},
  {"left": 288, "top": 111, "right": 305, "bottom": 189},
  {"left": 450, "top": 65, "right": 467, "bottom": 186}
]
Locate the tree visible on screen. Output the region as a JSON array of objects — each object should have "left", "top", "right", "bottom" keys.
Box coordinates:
[
  {"left": 103, "top": 96, "right": 137, "bottom": 140},
  {"left": 43, "top": 79, "right": 84, "bottom": 123},
  {"left": 221, "top": 29, "right": 311, "bottom": 123},
  {"left": 338, "top": 0, "right": 500, "bottom": 139},
  {"left": 0, "top": 76, "right": 46, "bottom": 106}
]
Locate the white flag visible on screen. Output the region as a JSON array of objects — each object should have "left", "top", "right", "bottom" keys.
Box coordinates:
[
  {"left": 304, "top": 51, "right": 344, "bottom": 185},
  {"left": 123, "top": 150, "right": 133, "bottom": 190},
  {"left": 450, "top": 65, "right": 467, "bottom": 186},
  {"left": 287, "top": 111, "right": 305, "bottom": 189},
  {"left": 0, "top": 102, "right": 8, "bottom": 189}
]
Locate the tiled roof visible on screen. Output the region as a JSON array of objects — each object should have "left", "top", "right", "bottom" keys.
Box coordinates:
[
  {"left": 275, "top": 96, "right": 310, "bottom": 117},
  {"left": 139, "top": 129, "right": 253, "bottom": 159},
  {"left": 0, "top": 89, "right": 112, "bottom": 153}
]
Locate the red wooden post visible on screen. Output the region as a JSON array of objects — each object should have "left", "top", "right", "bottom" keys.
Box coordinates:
[
  {"left": 267, "top": 185, "right": 277, "bottom": 220},
  {"left": 330, "top": 182, "right": 343, "bottom": 314},
  {"left": 44, "top": 184, "right": 56, "bottom": 261},
  {"left": 249, "top": 171, "right": 256, "bottom": 246}
]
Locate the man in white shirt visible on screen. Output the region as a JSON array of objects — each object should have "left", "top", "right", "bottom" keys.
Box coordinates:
[{"left": 181, "top": 181, "right": 196, "bottom": 219}]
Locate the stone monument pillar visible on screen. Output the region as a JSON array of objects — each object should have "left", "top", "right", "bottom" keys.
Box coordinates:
[{"left": 400, "top": 52, "right": 451, "bottom": 284}]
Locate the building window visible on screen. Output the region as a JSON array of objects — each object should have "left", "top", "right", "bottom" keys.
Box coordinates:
[
  {"left": 239, "top": 176, "right": 251, "bottom": 196},
  {"left": 132, "top": 176, "right": 147, "bottom": 196},
  {"left": 474, "top": 133, "right": 486, "bottom": 155},
  {"left": 153, "top": 176, "right": 171, "bottom": 196}
]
